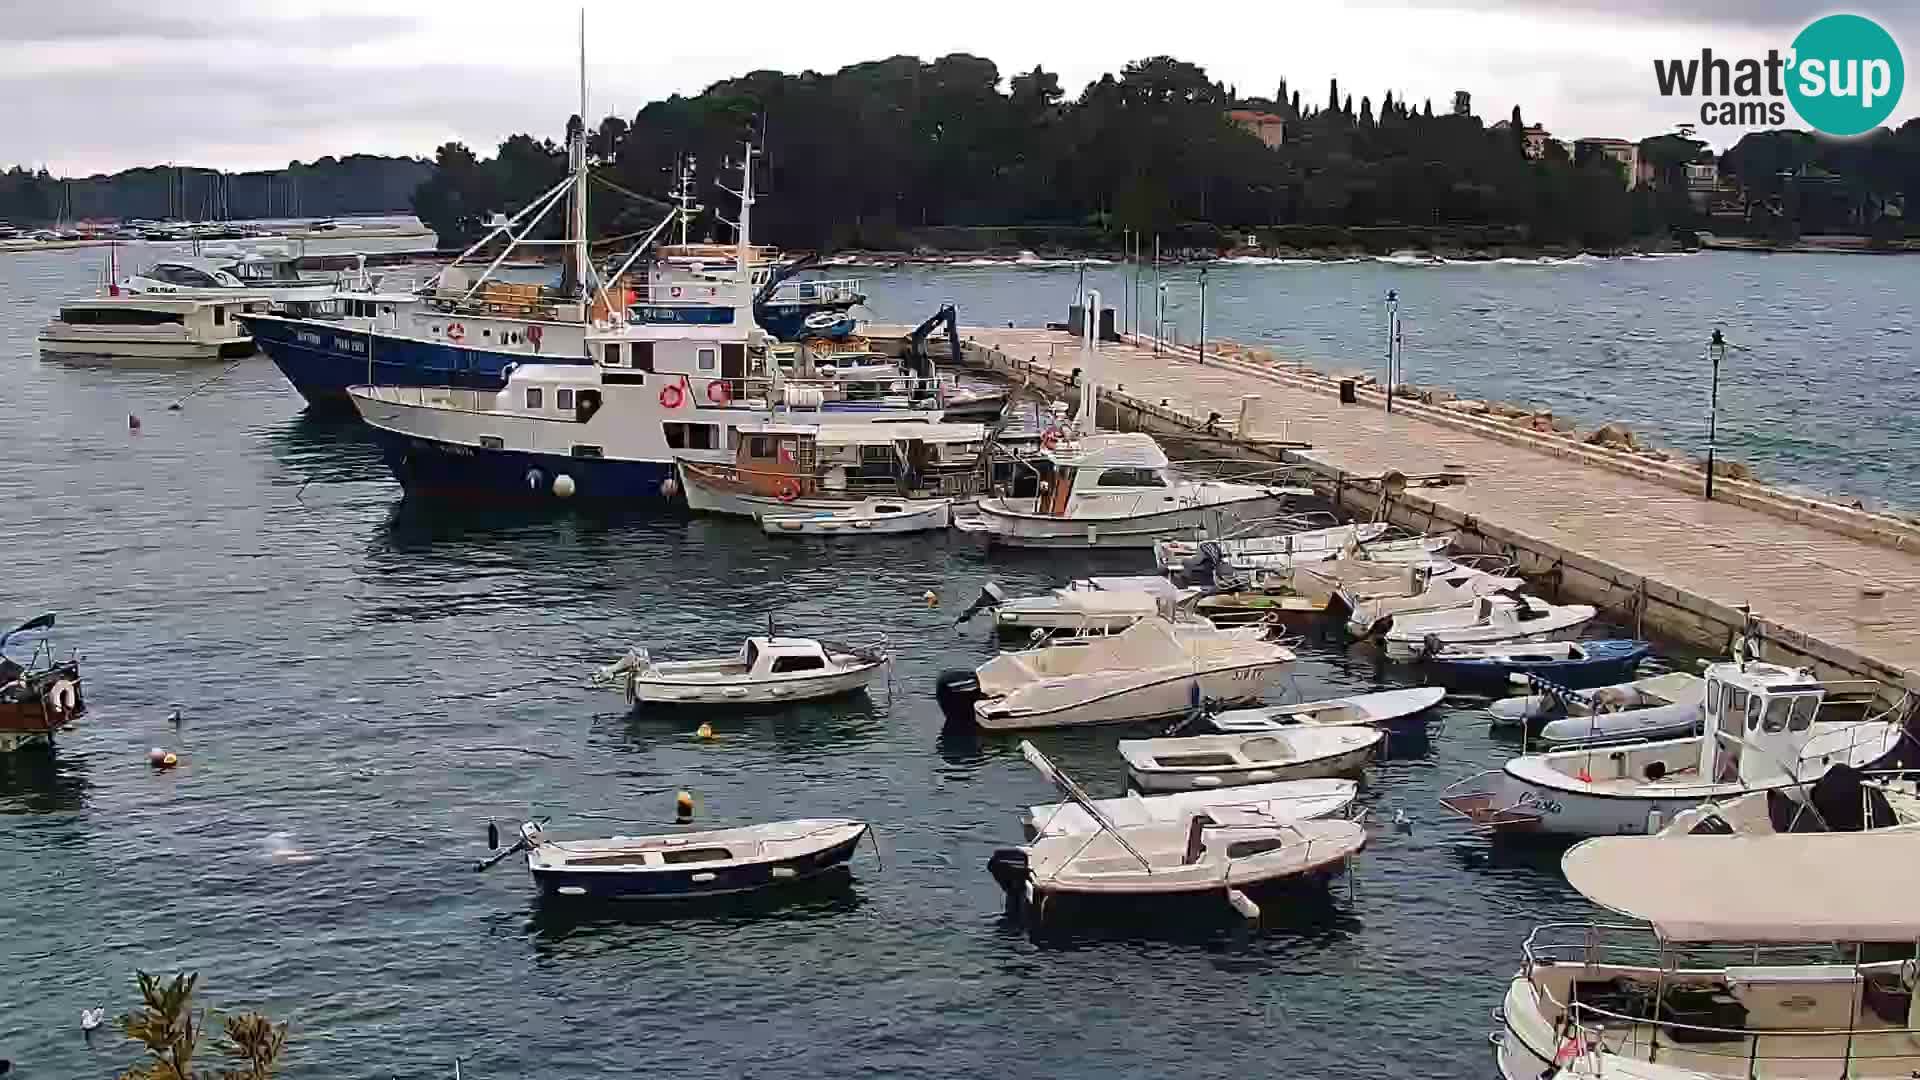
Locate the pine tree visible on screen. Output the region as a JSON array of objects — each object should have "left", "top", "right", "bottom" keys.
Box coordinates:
[
  {"left": 1289, "top": 90, "right": 1301, "bottom": 119},
  {"left": 1343, "top": 94, "right": 1353, "bottom": 119},
  {"left": 1360, "top": 96, "right": 1374, "bottom": 126},
  {"left": 1328, "top": 78, "right": 1340, "bottom": 114},
  {"left": 1423, "top": 98, "right": 1434, "bottom": 118}
]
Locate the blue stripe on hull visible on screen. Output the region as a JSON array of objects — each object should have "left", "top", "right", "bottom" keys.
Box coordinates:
[
  {"left": 367, "top": 424, "right": 674, "bottom": 505},
  {"left": 529, "top": 832, "right": 863, "bottom": 901},
  {"left": 243, "top": 316, "right": 587, "bottom": 411},
  {"left": 757, "top": 301, "right": 860, "bottom": 342}
]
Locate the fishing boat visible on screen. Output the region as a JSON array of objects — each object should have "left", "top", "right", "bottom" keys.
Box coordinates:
[
  {"left": 38, "top": 295, "right": 267, "bottom": 360},
  {"left": 0, "top": 614, "right": 85, "bottom": 753},
  {"left": 1023, "top": 777, "right": 1359, "bottom": 838},
  {"left": 1381, "top": 592, "right": 1597, "bottom": 659},
  {"left": 1439, "top": 658, "right": 1904, "bottom": 837},
  {"left": 1489, "top": 670, "right": 1704, "bottom": 746},
  {"left": 593, "top": 634, "right": 886, "bottom": 706},
  {"left": 1492, "top": 830, "right": 1920, "bottom": 1080},
  {"left": 677, "top": 420, "right": 989, "bottom": 518},
  {"left": 482, "top": 817, "right": 869, "bottom": 901},
  {"left": 760, "top": 498, "right": 953, "bottom": 536},
  {"left": 1120, "top": 727, "right": 1383, "bottom": 792},
  {"left": 933, "top": 616, "right": 1293, "bottom": 732},
  {"left": 1203, "top": 687, "right": 1446, "bottom": 734},
  {"left": 1425, "top": 638, "right": 1651, "bottom": 692},
  {"left": 1154, "top": 522, "right": 1391, "bottom": 571},
  {"left": 989, "top": 743, "right": 1365, "bottom": 924}
]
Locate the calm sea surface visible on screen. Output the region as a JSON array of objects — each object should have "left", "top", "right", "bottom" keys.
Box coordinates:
[{"left": 0, "top": 243, "right": 1900, "bottom": 1078}]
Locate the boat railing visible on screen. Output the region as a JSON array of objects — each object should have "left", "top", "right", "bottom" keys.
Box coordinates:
[
  {"left": 691, "top": 457, "right": 984, "bottom": 500},
  {"left": 764, "top": 277, "right": 864, "bottom": 305},
  {"left": 822, "top": 630, "right": 890, "bottom": 663},
  {"left": 1169, "top": 457, "right": 1319, "bottom": 490},
  {"left": 352, "top": 384, "right": 500, "bottom": 412}
]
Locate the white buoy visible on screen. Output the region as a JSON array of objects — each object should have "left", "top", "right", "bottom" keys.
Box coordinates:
[
  {"left": 1226, "top": 887, "right": 1261, "bottom": 921},
  {"left": 660, "top": 475, "right": 680, "bottom": 500},
  {"left": 552, "top": 474, "right": 576, "bottom": 498},
  {"left": 525, "top": 469, "right": 543, "bottom": 491}
]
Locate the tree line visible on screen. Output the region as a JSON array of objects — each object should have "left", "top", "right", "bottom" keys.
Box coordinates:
[{"left": 0, "top": 155, "right": 431, "bottom": 225}]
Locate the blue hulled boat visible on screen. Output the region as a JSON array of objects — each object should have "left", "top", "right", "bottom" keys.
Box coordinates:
[
  {"left": 485, "top": 818, "right": 870, "bottom": 902},
  {"left": 1421, "top": 638, "right": 1651, "bottom": 692}
]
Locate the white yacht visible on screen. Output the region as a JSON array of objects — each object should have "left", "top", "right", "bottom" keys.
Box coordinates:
[
  {"left": 121, "top": 245, "right": 338, "bottom": 307},
  {"left": 38, "top": 295, "right": 267, "bottom": 360}
]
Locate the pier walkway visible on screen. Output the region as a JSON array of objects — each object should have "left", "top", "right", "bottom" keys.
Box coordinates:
[{"left": 942, "top": 325, "right": 1920, "bottom": 695}]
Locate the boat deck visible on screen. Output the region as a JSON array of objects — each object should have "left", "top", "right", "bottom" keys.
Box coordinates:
[{"left": 927, "top": 325, "right": 1920, "bottom": 697}]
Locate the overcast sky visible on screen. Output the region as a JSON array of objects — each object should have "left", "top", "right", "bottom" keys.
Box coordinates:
[{"left": 3, "top": 0, "right": 1914, "bottom": 175}]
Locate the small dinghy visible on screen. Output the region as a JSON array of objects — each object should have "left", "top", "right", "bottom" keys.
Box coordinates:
[
  {"left": 1423, "top": 638, "right": 1650, "bottom": 692},
  {"left": 480, "top": 817, "right": 869, "bottom": 901},
  {"left": 989, "top": 743, "right": 1366, "bottom": 923},
  {"left": 1488, "top": 670, "right": 1706, "bottom": 747},
  {"left": 1382, "top": 592, "right": 1596, "bottom": 659},
  {"left": 1205, "top": 687, "right": 1445, "bottom": 733},
  {"left": 595, "top": 634, "right": 886, "bottom": 706},
  {"left": 1023, "top": 778, "right": 1360, "bottom": 838},
  {"left": 759, "top": 497, "right": 952, "bottom": 537},
  {"left": 1120, "top": 726, "right": 1383, "bottom": 793}
]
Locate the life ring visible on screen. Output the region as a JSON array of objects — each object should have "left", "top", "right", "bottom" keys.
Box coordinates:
[
  {"left": 527, "top": 324, "right": 542, "bottom": 347},
  {"left": 46, "top": 678, "right": 77, "bottom": 715},
  {"left": 446, "top": 322, "right": 465, "bottom": 343},
  {"left": 776, "top": 479, "right": 799, "bottom": 503},
  {"left": 669, "top": 285, "right": 683, "bottom": 298},
  {"left": 659, "top": 382, "right": 685, "bottom": 409},
  {"left": 707, "top": 380, "right": 731, "bottom": 405},
  {"left": 1040, "top": 429, "right": 1061, "bottom": 449}
]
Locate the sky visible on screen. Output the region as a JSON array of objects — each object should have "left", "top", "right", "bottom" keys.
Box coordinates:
[{"left": 2, "top": 0, "right": 1915, "bottom": 176}]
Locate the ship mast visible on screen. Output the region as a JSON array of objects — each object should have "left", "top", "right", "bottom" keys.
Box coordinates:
[{"left": 571, "top": 8, "right": 590, "bottom": 301}]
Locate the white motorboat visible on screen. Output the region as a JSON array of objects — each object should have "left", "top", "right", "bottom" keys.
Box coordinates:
[
  {"left": 1342, "top": 566, "right": 1527, "bottom": 638},
  {"left": 1153, "top": 522, "right": 1391, "bottom": 570},
  {"left": 121, "top": 247, "right": 338, "bottom": 307},
  {"left": 482, "top": 817, "right": 869, "bottom": 901},
  {"left": 594, "top": 634, "right": 886, "bottom": 706},
  {"left": 1488, "top": 670, "right": 1706, "bottom": 747},
  {"left": 1493, "top": 831, "right": 1920, "bottom": 1080},
  {"left": 932, "top": 616, "right": 1293, "bottom": 732},
  {"left": 954, "top": 432, "right": 1303, "bottom": 549},
  {"left": 990, "top": 576, "right": 1195, "bottom": 637},
  {"left": 1205, "top": 687, "right": 1446, "bottom": 733},
  {"left": 1439, "top": 659, "right": 1904, "bottom": 837},
  {"left": 1381, "top": 592, "right": 1596, "bottom": 659},
  {"left": 1120, "top": 726, "right": 1383, "bottom": 792},
  {"left": 760, "top": 497, "right": 952, "bottom": 537},
  {"left": 38, "top": 295, "right": 267, "bottom": 360},
  {"left": 1023, "top": 778, "right": 1359, "bottom": 838},
  {"left": 989, "top": 742, "right": 1366, "bottom": 923}
]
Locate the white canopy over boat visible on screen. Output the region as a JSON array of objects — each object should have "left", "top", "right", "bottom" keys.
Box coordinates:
[{"left": 1564, "top": 832, "right": 1920, "bottom": 942}]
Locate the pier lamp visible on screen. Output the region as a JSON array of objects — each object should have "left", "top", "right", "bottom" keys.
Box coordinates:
[
  {"left": 1706, "top": 328, "right": 1726, "bottom": 500},
  {"left": 1155, "top": 282, "right": 1168, "bottom": 356},
  {"left": 1385, "top": 290, "right": 1400, "bottom": 415},
  {"left": 1198, "top": 266, "right": 1209, "bottom": 364}
]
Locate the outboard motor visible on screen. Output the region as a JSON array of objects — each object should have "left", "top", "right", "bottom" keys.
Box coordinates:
[
  {"left": 953, "top": 582, "right": 1006, "bottom": 626},
  {"left": 986, "top": 847, "right": 1030, "bottom": 911},
  {"left": 1178, "top": 542, "right": 1224, "bottom": 588},
  {"left": 935, "top": 669, "right": 984, "bottom": 731}
]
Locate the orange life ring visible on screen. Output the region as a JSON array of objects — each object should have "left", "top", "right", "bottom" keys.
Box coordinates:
[
  {"left": 447, "top": 322, "right": 465, "bottom": 343},
  {"left": 707, "top": 380, "right": 732, "bottom": 405},
  {"left": 776, "top": 479, "right": 799, "bottom": 503},
  {"left": 659, "top": 383, "right": 685, "bottom": 409}
]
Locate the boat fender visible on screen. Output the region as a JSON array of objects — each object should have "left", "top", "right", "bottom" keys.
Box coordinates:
[
  {"left": 659, "top": 383, "right": 685, "bottom": 409},
  {"left": 525, "top": 469, "right": 543, "bottom": 491},
  {"left": 147, "top": 747, "right": 178, "bottom": 770},
  {"left": 707, "top": 379, "right": 732, "bottom": 405},
  {"left": 934, "top": 669, "right": 984, "bottom": 731},
  {"left": 986, "top": 847, "right": 1030, "bottom": 904},
  {"left": 447, "top": 322, "right": 465, "bottom": 343},
  {"left": 776, "top": 479, "right": 800, "bottom": 503},
  {"left": 1225, "top": 887, "right": 1261, "bottom": 922},
  {"left": 552, "top": 474, "right": 576, "bottom": 498},
  {"left": 659, "top": 475, "right": 681, "bottom": 500}
]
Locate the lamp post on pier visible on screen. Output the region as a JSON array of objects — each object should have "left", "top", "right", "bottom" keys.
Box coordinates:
[
  {"left": 1197, "top": 266, "right": 1209, "bottom": 364},
  {"left": 1155, "top": 282, "right": 1167, "bottom": 356},
  {"left": 1706, "top": 328, "right": 1726, "bottom": 500}
]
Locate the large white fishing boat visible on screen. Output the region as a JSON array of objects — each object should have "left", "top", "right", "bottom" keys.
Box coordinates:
[{"left": 1439, "top": 657, "right": 1905, "bottom": 837}]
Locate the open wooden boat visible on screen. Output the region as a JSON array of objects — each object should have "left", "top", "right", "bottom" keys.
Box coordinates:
[
  {"left": 1023, "top": 778, "right": 1359, "bottom": 838},
  {"left": 487, "top": 818, "right": 869, "bottom": 901},
  {"left": 1120, "top": 726, "right": 1383, "bottom": 792},
  {"left": 0, "top": 613, "right": 85, "bottom": 753},
  {"left": 759, "top": 497, "right": 952, "bottom": 536},
  {"left": 595, "top": 634, "right": 886, "bottom": 706},
  {"left": 1426, "top": 638, "right": 1651, "bottom": 692},
  {"left": 1205, "top": 687, "right": 1446, "bottom": 733}
]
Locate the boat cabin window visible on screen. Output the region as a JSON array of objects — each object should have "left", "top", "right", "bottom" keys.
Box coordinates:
[
  {"left": 1096, "top": 468, "right": 1168, "bottom": 487},
  {"left": 604, "top": 343, "right": 620, "bottom": 365},
  {"left": 698, "top": 347, "right": 717, "bottom": 371},
  {"left": 746, "top": 436, "right": 777, "bottom": 460},
  {"left": 556, "top": 388, "right": 575, "bottom": 411},
  {"left": 150, "top": 264, "right": 221, "bottom": 287},
  {"left": 1725, "top": 685, "right": 1752, "bottom": 731},
  {"left": 769, "top": 655, "right": 826, "bottom": 674},
  {"left": 660, "top": 847, "right": 733, "bottom": 865},
  {"left": 664, "top": 422, "right": 718, "bottom": 451},
  {"left": 631, "top": 342, "right": 654, "bottom": 372},
  {"left": 1225, "top": 837, "right": 1287, "bottom": 858},
  {"left": 1789, "top": 694, "right": 1818, "bottom": 731},
  {"left": 1704, "top": 678, "right": 1721, "bottom": 720},
  {"left": 60, "top": 306, "right": 185, "bottom": 326},
  {"left": 213, "top": 305, "right": 227, "bottom": 326},
  {"left": 525, "top": 387, "right": 543, "bottom": 410},
  {"left": 1761, "top": 694, "right": 1792, "bottom": 733}
]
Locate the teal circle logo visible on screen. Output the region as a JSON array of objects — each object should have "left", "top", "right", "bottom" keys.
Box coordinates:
[{"left": 1787, "top": 14, "right": 1904, "bottom": 136}]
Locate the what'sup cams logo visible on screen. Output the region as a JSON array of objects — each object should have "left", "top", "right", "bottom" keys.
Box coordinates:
[{"left": 1654, "top": 14, "right": 1904, "bottom": 136}]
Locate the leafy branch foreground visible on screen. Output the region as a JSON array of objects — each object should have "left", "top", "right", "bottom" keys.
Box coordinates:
[{"left": 117, "top": 971, "right": 287, "bottom": 1080}]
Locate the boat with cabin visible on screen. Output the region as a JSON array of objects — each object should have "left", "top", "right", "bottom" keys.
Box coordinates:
[
  {"left": 1381, "top": 591, "right": 1597, "bottom": 659},
  {"left": 0, "top": 614, "right": 85, "bottom": 753},
  {"left": 592, "top": 633, "right": 886, "bottom": 706},
  {"left": 38, "top": 295, "right": 266, "bottom": 360},
  {"left": 1438, "top": 658, "right": 1905, "bottom": 836},
  {"left": 121, "top": 244, "right": 338, "bottom": 307},
  {"left": 1492, "top": 830, "right": 1920, "bottom": 1079},
  {"left": 676, "top": 418, "right": 991, "bottom": 518}
]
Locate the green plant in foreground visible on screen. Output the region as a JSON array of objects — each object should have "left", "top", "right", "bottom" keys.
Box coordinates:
[{"left": 117, "top": 971, "right": 288, "bottom": 1080}]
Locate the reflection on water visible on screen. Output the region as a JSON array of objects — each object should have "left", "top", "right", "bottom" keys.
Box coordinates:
[
  {"left": 525, "top": 868, "right": 866, "bottom": 946},
  {"left": 0, "top": 748, "right": 90, "bottom": 815}
]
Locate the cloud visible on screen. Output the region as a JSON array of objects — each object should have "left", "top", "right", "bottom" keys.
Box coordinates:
[{"left": 0, "top": 0, "right": 422, "bottom": 44}]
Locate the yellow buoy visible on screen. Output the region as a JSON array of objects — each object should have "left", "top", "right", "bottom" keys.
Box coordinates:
[
  {"left": 922, "top": 590, "right": 938, "bottom": 608},
  {"left": 695, "top": 721, "right": 714, "bottom": 740}
]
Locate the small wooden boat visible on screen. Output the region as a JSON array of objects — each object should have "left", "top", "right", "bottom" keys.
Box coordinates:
[
  {"left": 1023, "top": 778, "right": 1359, "bottom": 838},
  {"left": 990, "top": 743, "right": 1366, "bottom": 923},
  {"left": 594, "top": 634, "right": 886, "bottom": 706},
  {"left": 760, "top": 497, "right": 952, "bottom": 537},
  {"left": 1120, "top": 727, "right": 1383, "bottom": 793},
  {"left": 483, "top": 818, "right": 869, "bottom": 901},
  {"left": 0, "top": 613, "right": 85, "bottom": 753},
  {"left": 1423, "top": 638, "right": 1650, "bottom": 692},
  {"left": 1205, "top": 687, "right": 1445, "bottom": 733}
]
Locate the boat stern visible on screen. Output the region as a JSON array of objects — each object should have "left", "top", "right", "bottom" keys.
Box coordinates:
[{"left": 1437, "top": 771, "right": 1546, "bottom": 832}]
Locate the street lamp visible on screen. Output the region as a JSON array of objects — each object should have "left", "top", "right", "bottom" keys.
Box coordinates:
[
  {"left": 1155, "top": 282, "right": 1168, "bottom": 356},
  {"left": 1385, "top": 290, "right": 1400, "bottom": 415},
  {"left": 1198, "top": 266, "right": 1209, "bottom": 364},
  {"left": 1706, "top": 328, "right": 1726, "bottom": 500}
]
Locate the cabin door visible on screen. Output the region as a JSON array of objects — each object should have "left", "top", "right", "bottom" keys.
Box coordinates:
[{"left": 1046, "top": 467, "right": 1075, "bottom": 516}]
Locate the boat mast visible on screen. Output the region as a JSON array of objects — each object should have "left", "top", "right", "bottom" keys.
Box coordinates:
[
  {"left": 716, "top": 142, "right": 757, "bottom": 318},
  {"left": 571, "top": 7, "right": 590, "bottom": 301}
]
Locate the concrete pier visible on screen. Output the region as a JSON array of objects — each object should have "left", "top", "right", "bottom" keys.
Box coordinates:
[{"left": 915, "top": 324, "right": 1920, "bottom": 700}]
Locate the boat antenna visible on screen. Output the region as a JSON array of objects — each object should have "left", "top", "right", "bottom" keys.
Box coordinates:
[{"left": 572, "top": 6, "right": 591, "bottom": 303}]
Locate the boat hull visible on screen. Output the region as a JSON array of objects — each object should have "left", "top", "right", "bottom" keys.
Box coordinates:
[
  {"left": 974, "top": 661, "right": 1290, "bottom": 731},
  {"left": 245, "top": 314, "right": 586, "bottom": 411},
  {"left": 760, "top": 502, "right": 952, "bottom": 536},
  {"left": 38, "top": 333, "right": 252, "bottom": 361},
  {"left": 629, "top": 662, "right": 881, "bottom": 705},
  {"left": 365, "top": 422, "right": 674, "bottom": 504},
  {"left": 1384, "top": 617, "right": 1589, "bottom": 660},
  {"left": 1426, "top": 641, "right": 1650, "bottom": 692},
  {"left": 529, "top": 829, "right": 864, "bottom": 901},
  {"left": 965, "top": 495, "right": 1294, "bottom": 550},
  {"left": 1126, "top": 742, "right": 1378, "bottom": 793}
]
